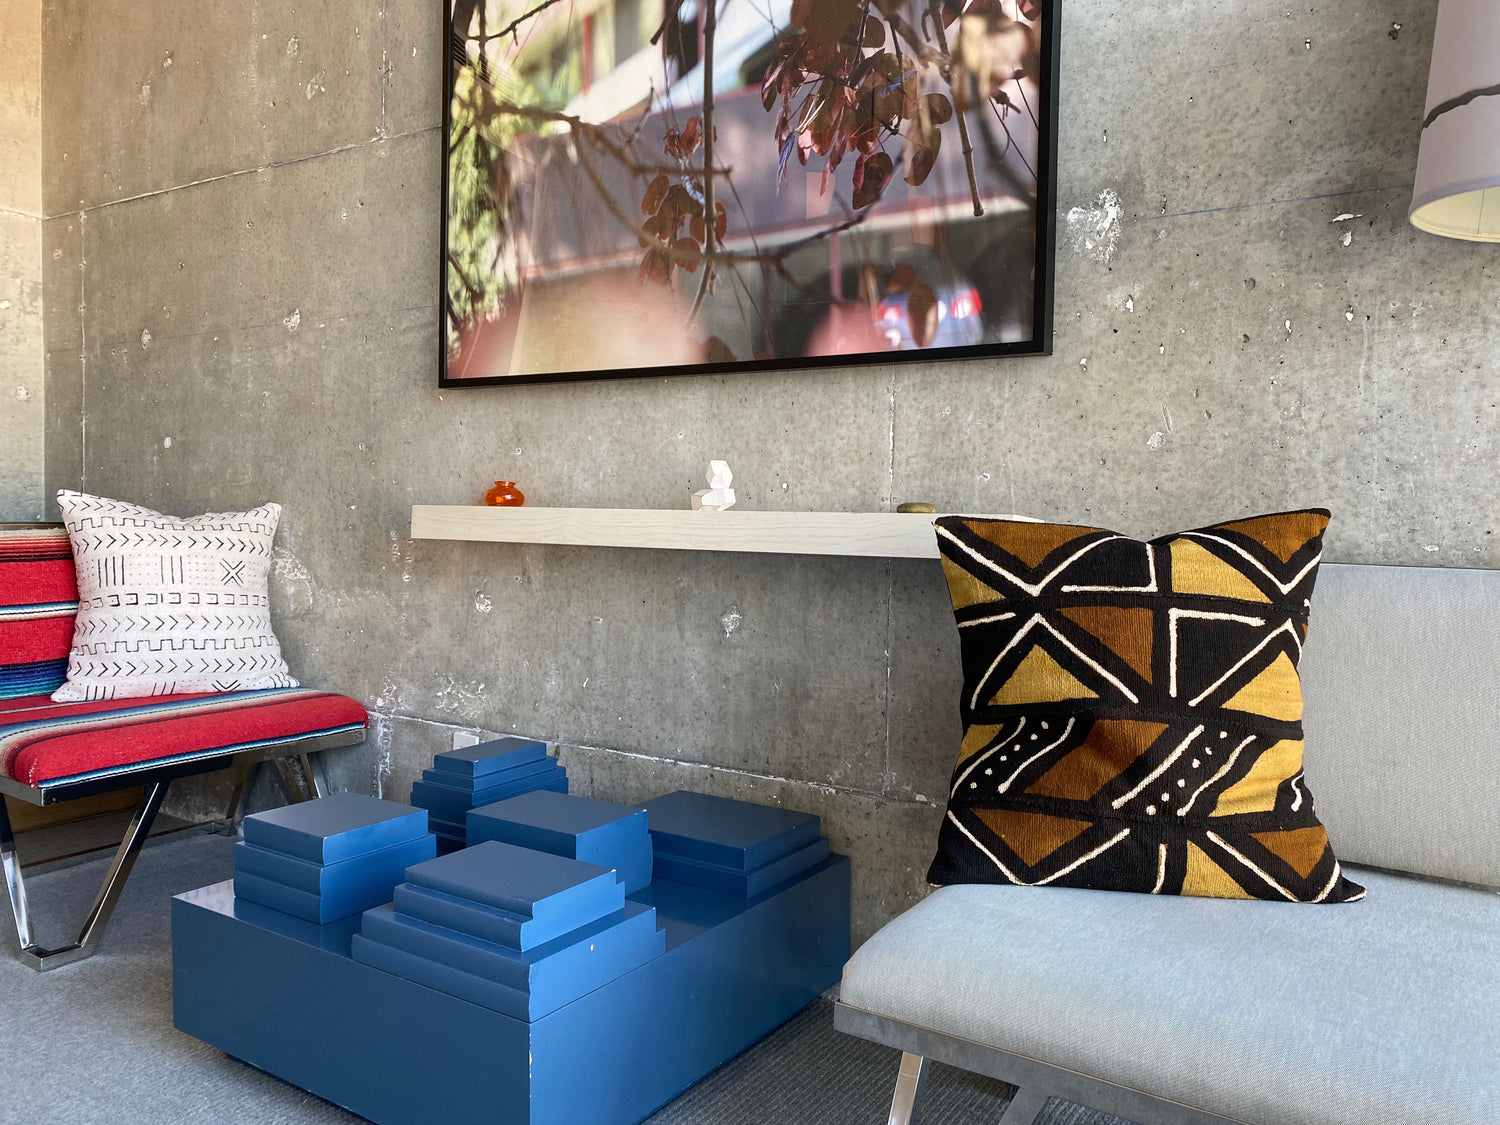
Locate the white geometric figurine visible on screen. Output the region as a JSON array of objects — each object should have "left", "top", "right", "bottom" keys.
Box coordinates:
[{"left": 691, "top": 460, "right": 736, "bottom": 511}]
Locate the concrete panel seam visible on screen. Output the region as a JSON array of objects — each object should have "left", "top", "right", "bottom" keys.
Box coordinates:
[
  {"left": 84, "top": 304, "right": 436, "bottom": 353},
  {"left": 369, "top": 710, "right": 521, "bottom": 738},
  {"left": 378, "top": 6, "right": 390, "bottom": 140},
  {"left": 881, "top": 367, "right": 897, "bottom": 796},
  {"left": 78, "top": 210, "right": 87, "bottom": 493},
  {"left": 882, "top": 557, "right": 894, "bottom": 796},
  {"left": 557, "top": 739, "right": 932, "bottom": 808},
  {"left": 365, "top": 710, "right": 929, "bottom": 806},
  {"left": 44, "top": 126, "right": 442, "bottom": 221},
  {"left": 1140, "top": 184, "right": 1408, "bottom": 226},
  {"left": 364, "top": 710, "right": 933, "bottom": 807}
]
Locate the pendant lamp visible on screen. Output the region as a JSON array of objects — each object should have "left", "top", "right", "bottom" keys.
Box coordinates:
[{"left": 1409, "top": 0, "right": 1500, "bottom": 240}]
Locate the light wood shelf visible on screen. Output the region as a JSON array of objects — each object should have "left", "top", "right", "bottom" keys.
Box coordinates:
[{"left": 410, "top": 506, "right": 1038, "bottom": 559}]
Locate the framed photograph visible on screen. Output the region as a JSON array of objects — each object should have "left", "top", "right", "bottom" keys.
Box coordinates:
[{"left": 441, "top": 0, "right": 1060, "bottom": 387}]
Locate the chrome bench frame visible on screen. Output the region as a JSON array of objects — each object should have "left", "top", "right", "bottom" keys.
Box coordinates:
[
  {"left": 833, "top": 1003, "right": 1245, "bottom": 1125},
  {"left": 0, "top": 727, "right": 363, "bottom": 971}
]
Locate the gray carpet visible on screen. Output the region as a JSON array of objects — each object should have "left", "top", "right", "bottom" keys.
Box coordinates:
[{"left": 0, "top": 829, "right": 1131, "bottom": 1125}]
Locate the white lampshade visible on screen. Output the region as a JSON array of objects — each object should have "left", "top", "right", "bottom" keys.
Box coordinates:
[{"left": 1410, "top": 0, "right": 1500, "bottom": 241}]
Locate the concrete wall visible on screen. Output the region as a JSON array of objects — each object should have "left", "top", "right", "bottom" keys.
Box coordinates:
[
  {"left": 40, "top": 1, "right": 1500, "bottom": 943},
  {"left": 0, "top": 0, "right": 44, "bottom": 520}
]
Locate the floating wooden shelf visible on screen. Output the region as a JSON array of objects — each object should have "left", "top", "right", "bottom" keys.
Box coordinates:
[{"left": 409, "top": 506, "right": 1037, "bottom": 559}]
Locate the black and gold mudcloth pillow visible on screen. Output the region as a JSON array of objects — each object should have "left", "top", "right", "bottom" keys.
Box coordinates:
[{"left": 928, "top": 509, "right": 1364, "bottom": 903}]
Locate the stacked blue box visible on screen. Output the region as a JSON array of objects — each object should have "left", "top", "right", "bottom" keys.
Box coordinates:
[
  {"left": 643, "top": 790, "right": 832, "bottom": 898},
  {"left": 352, "top": 840, "right": 666, "bottom": 1020},
  {"left": 235, "top": 793, "right": 436, "bottom": 924},
  {"left": 408, "top": 737, "right": 568, "bottom": 851},
  {"left": 468, "top": 790, "right": 653, "bottom": 893},
  {"left": 174, "top": 786, "right": 853, "bottom": 1125}
]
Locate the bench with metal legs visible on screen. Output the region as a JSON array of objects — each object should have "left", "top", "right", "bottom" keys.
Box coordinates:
[
  {"left": 879, "top": 1048, "right": 1062, "bottom": 1125},
  {"left": 0, "top": 728, "right": 361, "bottom": 971},
  {"left": 0, "top": 522, "right": 371, "bottom": 970},
  {"left": 836, "top": 1004, "right": 1245, "bottom": 1125}
]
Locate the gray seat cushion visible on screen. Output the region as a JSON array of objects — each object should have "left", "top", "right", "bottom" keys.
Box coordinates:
[
  {"left": 1301, "top": 563, "right": 1500, "bottom": 888},
  {"left": 840, "top": 872, "right": 1500, "bottom": 1125}
]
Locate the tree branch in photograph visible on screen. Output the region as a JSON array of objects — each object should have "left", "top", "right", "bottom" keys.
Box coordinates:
[
  {"left": 885, "top": 13, "right": 944, "bottom": 68},
  {"left": 771, "top": 203, "right": 879, "bottom": 262},
  {"left": 493, "top": 0, "right": 568, "bottom": 43},
  {"left": 924, "top": 0, "right": 983, "bottom": 216},
  {"left": 649, "top": 0, "right": 691, "bottom": 46},
  {"left": 985, "top": 96, "right": 1036, "bottom": 185},
  {"left": 1014, "top": 70, "right": 1039, "bottom": 130},
  {"left": 494, "top": 101, "right": 731, "bottom": 179},
  {"left": 687, "top": 0, "right": 720, "bottom": 326}
]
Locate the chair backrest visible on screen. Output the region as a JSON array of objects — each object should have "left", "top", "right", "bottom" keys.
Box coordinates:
[
  {"left": 0, "top": 525, "right": 78, "bottom": 702},
  {"left": 1300, "top": 562, "right": 1500, "bottom": 889}
]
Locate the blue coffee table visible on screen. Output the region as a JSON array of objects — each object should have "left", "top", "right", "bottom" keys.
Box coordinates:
[{"left": 172, "top": 789, "right": 850, "bottom": 1125}]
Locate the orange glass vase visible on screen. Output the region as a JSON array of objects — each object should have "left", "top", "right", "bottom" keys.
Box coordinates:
[{"left": 483, "top": 481, "right": 525, "bottom": 507}]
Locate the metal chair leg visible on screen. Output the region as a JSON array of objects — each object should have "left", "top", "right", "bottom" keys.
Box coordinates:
[
  {"left": 224, "top": 760, "right": 253, "bottom": 824},
  {"left": 272, "top": 757, "right": 304, "bottom": 801},
  {"left": 0, "top": 796, "right": 37, "bottom": 953},
  {"left": 300, "top": 751, "right": 330, "bottom": 799},
  {"left": 888, "top": 1052, "right": 930, "bottom": 1125},
  {"left": 226, "top": 751, "right": 330, "bottom": 830},
  {"left": 0, "top": 780, "right": 171, "bottom": 971},
  {"left": 998, "top": 1085, "right": 1050, "bottom": 1124}
]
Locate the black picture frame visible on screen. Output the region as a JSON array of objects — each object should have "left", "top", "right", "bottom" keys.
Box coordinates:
[{"left": 440, "top": 0, "right": 1060, "bottom": 388}]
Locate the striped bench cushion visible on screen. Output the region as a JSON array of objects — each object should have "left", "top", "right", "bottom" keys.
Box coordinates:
[
  {"left": 0, "top": 526, "right": 78, "bottom": 701},
  {"left": 0, "top": 688, "right": 369, "bottom": 788}
]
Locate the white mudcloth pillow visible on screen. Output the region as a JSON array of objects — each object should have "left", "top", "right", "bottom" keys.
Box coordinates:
[{"left": 52, "top": 490, "right": 299, "bottom": 701}]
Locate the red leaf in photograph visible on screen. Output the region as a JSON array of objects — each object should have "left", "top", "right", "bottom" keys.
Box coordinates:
[
  {"left": 638, "top": 247, "right": 672, "bottom": 287},
  {"left": 850, "top": 105, "right": 881, "bottom": 152},
  {"left": 874, "top": 60, "right": 919, "bottom": 124},
  {"left": 714, "top": 202, "right": 727, "bottom": 241},
  {"left": 641, "top": 215, "right": 669, "bottom": 243},
  {"left": 792, "top": 0, "right": 862, "bottom": 45},
  {"left": 849, "top": 50, "right": 885, "bottom": 89},
  {"left": 908, "top": 282, "right": 940, "bottom": 347},
  {"left": 689, "top": 212, "right": 705, "bottom": 242},
  {"left": 809, "top": 83, "right": 846, "bottom": 156},
  {"left": 703, "top": 336, "right": 737, "bottom": 365},
  {"left": 795, "top": 86, "right": 829, "bottom": 136},
  {"left": 660, "top": 184, "right": 699, "bottom": 232},
  {"left": 803, "top": 42, "right": 848, "bottom": 76},
  {"left": 641, "top": 174, "right": 669, "bottom": 215},
  {"left": 925, "top": 92, "right": 954, "bottom": 125},
  {"left": 862, "top": 16, "right": 885, "bottom": 47},
  {"left": 777, "top": 133, "right": 798, "bottom": 190},
  {"left": 905, "top": 124, "right": 941, "bottom": 186},
  {"left": 775, "top": 93, "right": 796, "bottom": 145},
  {"left": 851, "top": 151, "right": 894, "bottom": 209},
  {"left": 886, "top": 263, "right": 917, "bottom": 294},
  {"left": 674, "top": 238, "right": 702, "bottom": 273},
  {"left": 821, "top": 129, "right": 850, "bottom": 194},
  {"left": 663, "top": 118, "right": 702, "bottom": 161}
]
